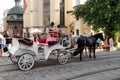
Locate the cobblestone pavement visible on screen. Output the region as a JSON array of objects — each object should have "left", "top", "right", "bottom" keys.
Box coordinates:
[{"left": 0, "top": 50, "right": 120, "bottom": 80}]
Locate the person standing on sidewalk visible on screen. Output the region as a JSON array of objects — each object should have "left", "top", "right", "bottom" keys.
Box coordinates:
[
  {"left": 3, "top": 31, "right": 12, "bottom": 50},
  {"left": 109, "top": 37, "right": 114, "bottom": 51},
  {"left": 0, "top": 32, "right": 5, "bottom": 56}
]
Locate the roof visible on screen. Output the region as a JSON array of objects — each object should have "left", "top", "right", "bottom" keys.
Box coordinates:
[
  {"left": 7, "top": 15, "right": 23, "bottom": 22},
  {"left": 8, "top": 6, "right": 24, "bottom": 15}
]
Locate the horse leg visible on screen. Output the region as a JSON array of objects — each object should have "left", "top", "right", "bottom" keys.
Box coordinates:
[
  {"left": 80, "top": 53, "right": 82, "bottom": 61},
  {"left": 84, "top": 47, "right": 88, "bottom": 57},
  {"left": 79, "top": 47, "right": 85, "bottom": 61},
  {"left": 89, "top": 47, "right": 92, "bottom": 58},
  {"left": 73, "top": 50, "right": 79, "bottom": 56},
  {"left": 73, "top": 49, "right": 82, "bottom": 61},
  {"left": 93, "top": 45, "right": 96, "bottom": 59}
]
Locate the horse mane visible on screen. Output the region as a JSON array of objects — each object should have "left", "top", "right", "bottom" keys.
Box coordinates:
[{"left": 93, "top": 33, "right": 103, "bottom": 39}]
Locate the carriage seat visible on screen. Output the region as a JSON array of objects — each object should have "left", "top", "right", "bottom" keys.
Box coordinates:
[
  {"left": 48, "top": 31, "right": 60, "bottom": 38},
  {"left": 47, "top": 41, "right": 58, "bottom": 46},
  {"left": 13, "top": 35, "right": 23, "bottom": 38},
  {"left": 38, "top": 38, "right": 48, "bottom": 46},
  {"left": 18, "top": 38, "right": 33, "bottom": 46},
  {"left": 48, "top": 31, "right": 59, "bottom": 35},
  {"left": 38, "top": 38, "right": 47, "bottom": 43},
  {"left": 38, "top": 37, "right": 58, "bottom": 46}
]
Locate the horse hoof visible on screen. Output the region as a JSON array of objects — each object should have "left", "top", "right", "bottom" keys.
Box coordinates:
[
  {"left": 80, "top": 59, "right": 82, "bottom": 61},
  {"left": 89, "top": 56, "right": 91, "bottom": 58}
]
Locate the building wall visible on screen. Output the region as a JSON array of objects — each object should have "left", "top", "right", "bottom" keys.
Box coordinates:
[
  {"left": 73, "top": 0, "right": 92, "bottom": 36},
  {"left": 23, "top": 0, "right": 92, "bottom": 36},
  {"left": 50, "top": 0, "right": 60, "bottom": 25},
  {"left": 24, "top": 0, "right": 44, "bottom": 36},
  {"left": 24, "top": 0, "right": 43, "bottom": 27},
  {"left": 3, "top": 10, "right": 8, "bottom": 31},
  {"left": 3, "top": 1, "right": 23, "bottom": 36},
  {"left": 63, "top": 0, "right": 91, "bottom": 35},
  {"left": 73, "top": 16, "right": 92, "bottom": 36},
  {"left": 24, "top": 0, "right": 60, "bottom": 34},
  {"left": 43, "top": 0, "right": 50, "bottom": 26},
  {"left": 24, "top": 0, "right": 31, "bottom": 28},
  {"left": 64, "top": 0, "right": 74, "bottom": 34},
  {"left": 31, "top": 0, "right": 43, "bottom": 27},
  {"left": 6, "top": 14, "right": 23, "bottom": 36}
]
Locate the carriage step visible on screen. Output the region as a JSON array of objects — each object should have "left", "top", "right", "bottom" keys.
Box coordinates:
[
  {"left": 39, "top": 59, "right": 46, "bottom": 61},
  {"left": 37, "top": 54, "right": 45, "bottom": 58}
]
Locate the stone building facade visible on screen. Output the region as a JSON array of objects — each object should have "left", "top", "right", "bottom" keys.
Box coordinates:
[
  {"left": 4, "top": 0, "right": 24, "bottom": 36},
  {"left": 23, "top": 0, "right": 92, "bottom": 37}
]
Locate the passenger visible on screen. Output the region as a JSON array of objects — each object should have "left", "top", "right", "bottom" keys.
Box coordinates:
[
  {"left": 36, "top": 34, "right": 43, "bottom": 44},
  {"left": 57, "top": 25, "right": 64, "bottom": 38},
  {"left": 49, "top": 22, "right": 56, "bottom": 31},
  {"left": 35, "top": 34, "right": 43, "bottom": 48},
  {"left": 63, "top": 35, "right": 71, "bottom": 48},
  {"left": 46, "top": 34, "right": 58, "bottom": 46},
  {"left": 32, "top": 34, "right": 37, "bottom": 42}
]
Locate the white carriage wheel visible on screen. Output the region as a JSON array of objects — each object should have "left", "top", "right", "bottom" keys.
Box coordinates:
[
  {"left": 57, "top": 51, "right": 68, "bottom": 64},
  {"left": 17, "top": 54, "right": 34, "bottom": 71},
  {"left": 10, "top": 55, "right": 18, "bottom": 63}
]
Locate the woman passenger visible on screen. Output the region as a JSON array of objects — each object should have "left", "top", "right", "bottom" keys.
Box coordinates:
[{"left": 36, "top": 34, "right": 42, "bottom": 43}]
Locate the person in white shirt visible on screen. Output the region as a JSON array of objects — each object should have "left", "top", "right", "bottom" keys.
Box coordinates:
[
  {"left": 3, "top": 31, "right": 12, "bottom": 50},
  {"left": 49, "top": 22, "right": 55, "bottom": 31},
  {"left": 109, "top": 37, "right": 114, "bottom": 51},
  {"left": 0, "top": 32, "right": 5, "bottom": 56}
]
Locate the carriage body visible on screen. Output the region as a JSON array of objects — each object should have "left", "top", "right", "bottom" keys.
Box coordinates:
[
  {"left": 8, "top": 32, "right": 68, "bottom": 71},
  {"left": 9, "top": 38, "right": 65, "bottom": 60}
]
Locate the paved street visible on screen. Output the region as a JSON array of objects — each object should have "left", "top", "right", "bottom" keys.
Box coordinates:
[{"left": 0, "top": 49, "right": 120, "bottom": 80}]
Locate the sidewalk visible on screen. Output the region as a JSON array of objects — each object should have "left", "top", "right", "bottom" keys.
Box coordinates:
[
  {"left": 2, "top": 52, "right": 9, "bottom": 57},
  {"left": 0, "top": 50, "right": 119, "bottom": 80}
]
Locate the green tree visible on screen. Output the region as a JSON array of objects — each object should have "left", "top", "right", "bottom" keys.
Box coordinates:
[{"left": 73, "top": 0, "right": 120, "bottom": 46}]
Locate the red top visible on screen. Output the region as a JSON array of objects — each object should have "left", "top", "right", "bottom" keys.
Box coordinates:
[{"left": 48, "top": 31, "right": 59, "bottom": 34}]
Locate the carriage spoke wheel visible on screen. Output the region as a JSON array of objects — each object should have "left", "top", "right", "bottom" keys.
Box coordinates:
[
  {"left": 57, "top": 51, "right": 68, "bottom": 64},
  {"left": 10, "top": 55, "right": 18, "bottom": 63},
  {"left": 17, "top": 54, "right": 34, "bottom": 71}
]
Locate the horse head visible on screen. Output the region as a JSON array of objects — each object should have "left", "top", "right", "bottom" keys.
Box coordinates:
[{"left": 94, "top": 33, "right": 104, "bottom": 41}]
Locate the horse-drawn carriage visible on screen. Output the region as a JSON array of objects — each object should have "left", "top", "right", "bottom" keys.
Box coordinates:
[
  {"left": 8, "top": 31, "right": 69, "bottom": 71},
  {"left": 8, "top": 32, "right": 104, "bottom": 71}
]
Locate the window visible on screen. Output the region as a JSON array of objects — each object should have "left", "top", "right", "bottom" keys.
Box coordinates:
[
  {"left": 60, "top": 0, "right": 65, "bottom": 26},
  {"left": 76, "top": 29, "right": 79, "bottom": 35},
  {"left": 17, "top": 15, "right": 23, "bottom": 20}
]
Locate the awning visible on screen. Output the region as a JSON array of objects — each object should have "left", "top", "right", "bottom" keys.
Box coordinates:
[{"left": 31, "top": 28, "right": 41, "bottom": 33}]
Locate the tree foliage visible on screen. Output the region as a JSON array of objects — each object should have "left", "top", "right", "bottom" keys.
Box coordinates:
[
  {"left": 73, "top": 0, "right": 120, "bottom": 33},
  {"left": 73, "top": 0, "right": 120, "bottom": 46}
]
